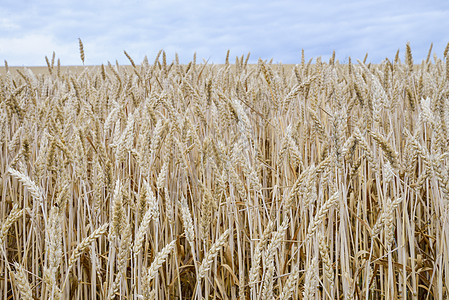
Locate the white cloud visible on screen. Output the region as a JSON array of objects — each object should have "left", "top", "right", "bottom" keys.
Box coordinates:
[
  {"left": 0, "top": 16, "right": 20, "bottom": 31},
  {"left": 0, "top": 34, "right": 79, "bottom": 66},
  {"left": 0, "top": 0, "right": 448, "bottom": 65}
]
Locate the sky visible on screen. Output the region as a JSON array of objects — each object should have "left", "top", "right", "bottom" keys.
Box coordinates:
[{"left": 0, "top": 0, "right": 448, "bottom": 66}]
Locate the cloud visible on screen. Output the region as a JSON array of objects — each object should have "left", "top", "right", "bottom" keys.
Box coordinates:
[
  {"left": 1, "top": 0, "right": 448, "bottom": 65},
  {"left": 0, "top": 34, "right": 79, "bottom": 66}
]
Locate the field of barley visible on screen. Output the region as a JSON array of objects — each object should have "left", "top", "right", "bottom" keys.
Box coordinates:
[{"left": 1, "top": 43, "right": 449, "bottom": 299}]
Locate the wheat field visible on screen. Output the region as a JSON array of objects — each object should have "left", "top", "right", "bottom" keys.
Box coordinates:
[{"left": 1, "top": 43, "right": 449, "bottom": 299}]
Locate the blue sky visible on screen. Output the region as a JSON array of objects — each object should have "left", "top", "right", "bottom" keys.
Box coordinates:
[{"left": 1, "top": 0, "right": 448, "bottom": 66}]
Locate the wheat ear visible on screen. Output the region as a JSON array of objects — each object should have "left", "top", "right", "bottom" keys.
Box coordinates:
[
  {"left": 307, "top": 191, "right": 340, "bottom": 237},
  {"left": 303, "top": 257, "right": 319, "bottom": 299},
  {"left": 0, "top": 204, "right": 24, "bottom": 245},
  {"left": 318, "top": 232, "right": 334, "bottom": 293},
  {"left": 145, "top": 239, "right": 177, "bottom": 282},
  {"left": 179, "top": 196, "right": 195, "bottom": 247},
  {"left": 198, "top": 229, "right": 230, "bottom": 279},
  {"left": 249, "top": 220, "right": 274, "bottom": 285},
  {"left": 279, "top": 262, "right": 300, "bottom": 300},
  {"left": 133, "top": 183, "right": 159, "bottom": 257},
  {"left": 8, "top": 167, "right": 43, "bottom": 202},
  {"left": 12, "top": 263, "right": 33, "bottom": 300},
  {"left": 79, "top": 38, "right": 85, "bottom": 64},
  {"left": 261, "top": 218, "right": 289, "bottom": 299},
  {"left": 68, "top": 223, "right": 109, "bottom": 268}
]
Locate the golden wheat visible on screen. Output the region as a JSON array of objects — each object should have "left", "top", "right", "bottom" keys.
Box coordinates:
[{"left": 1, "top": 44, "right": 449, "bottom": 298}]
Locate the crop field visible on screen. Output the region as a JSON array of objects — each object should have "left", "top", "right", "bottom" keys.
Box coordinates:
[{"left": 1, "top": 43, "right": 449, "bottom": 299}]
